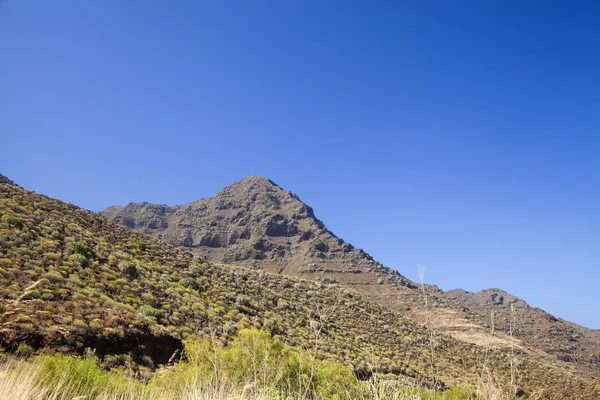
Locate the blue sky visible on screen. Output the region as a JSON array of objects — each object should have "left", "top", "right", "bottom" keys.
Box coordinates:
[{"left": 1, "top": 1, "right": 599, "bottom": 328}]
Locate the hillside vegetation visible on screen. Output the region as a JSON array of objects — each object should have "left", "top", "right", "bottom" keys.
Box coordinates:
[{"left": 1, "top": 180, "right": 599, "bottom": 399}]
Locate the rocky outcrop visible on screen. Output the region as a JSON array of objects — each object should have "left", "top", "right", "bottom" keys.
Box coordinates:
[{"left": 101, "top": 176, "right": 396, "bottom": 280}]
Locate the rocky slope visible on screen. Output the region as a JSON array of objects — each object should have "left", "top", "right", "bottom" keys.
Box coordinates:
[
  {"left": 102, "top": 176, "right": 409, "bottom": 283},
  {"left": 103, "top": 176, "right": 600, "bottom": 379}
]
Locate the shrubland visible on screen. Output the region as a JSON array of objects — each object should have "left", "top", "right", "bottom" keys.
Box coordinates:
[{"left": 1, "top": 181, "right": 599, "bottom": 399}]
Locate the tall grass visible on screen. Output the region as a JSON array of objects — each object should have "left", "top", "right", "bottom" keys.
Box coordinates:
[{"left": 0, "top": 328, "right": 485, "bottom": 400}]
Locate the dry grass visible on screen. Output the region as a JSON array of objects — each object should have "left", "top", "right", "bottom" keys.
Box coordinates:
[
  {"left": 0, "top": 354, "right": 487, "bottom": 400},
  {"left": 0, "top": 357, "right": 275, "bottom": 400}
]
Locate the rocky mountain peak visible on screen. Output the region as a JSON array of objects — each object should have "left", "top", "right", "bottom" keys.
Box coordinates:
[
  {"left": 203, "top": 176, "right": 305, "bottom": 212},
  {"left": 102, "top": 176, "right": 373, "bottom": 272},
  {"left": 227, "top": 175, "right": 281, "bottom": 191}
]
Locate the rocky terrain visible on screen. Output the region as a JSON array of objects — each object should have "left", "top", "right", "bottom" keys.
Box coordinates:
[{"left": 103, "top": 176, "right": 600, "bottom": 379}]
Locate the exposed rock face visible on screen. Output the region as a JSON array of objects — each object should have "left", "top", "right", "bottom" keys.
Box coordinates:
[
  {"left": 102, "top": 176, "right": 410, "bottom": 284},
  {"left": 102, "top": 175, "right": 600, "bottom": 378}
]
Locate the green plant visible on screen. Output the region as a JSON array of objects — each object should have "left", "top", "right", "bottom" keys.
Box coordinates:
[
  {"left": 2, "top": 215, "right": 23, "bottom": 229},
  {"left": 178, "top": 278, "right": 199, "bottom": 290},
  {"left": 119, "top": 261, "right": 139, "bottom": 277},
  {"left": 68, "top": 253, "right": 89, "bottom": 268},
  {"left": 67, "top": 242, "right": 96, "bottom": 259},
  {"left": 15, "top": 343, "right": 34, "bottom": 356},
  {"left": 35, "top": 355, "right": 142, "bottom": 398},
  {"left": 139, "top": 305, "right": 163, "bottom": 319}
]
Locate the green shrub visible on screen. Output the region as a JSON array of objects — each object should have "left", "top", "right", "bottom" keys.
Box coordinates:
[
  {"left": 42, "top": 270, "right": 65, "bottom": 283},
  {"left": 139, "top": 305, "right": 163, "bottom": 319},
  {"left": 15, "top": 343, "right": 34, "bottom": 356},
  {"left": 277, "top": 298, "right": 289, "bottom": 309},
  {"left": 178, "top": 278, "right": 199, "bottom": 290},
  {"left": 141, "top": 292, "right": 159, "bottom": 307},
  {"left": 119, "top": 261, "right": 138, "bottom": 278},
  {"left": 313, "top": 359, "right": 359, "bottom": 400},
  {"left": 235, "top": 295, "right": 249, "bottom": 306},
  {"left": 152, "top": 329, "right": 360, "bottom": 399},
  {"left": 2, "top": 215, "right": 23, "bottom": 229},
  {"left": 222, "top": 322, "right": 236, "bottom": 334},
  {"left": 35, "top": 355, "right": 143, "bottom": 398},
  {"left": 69, "top": 253, "right": 89, "bottom": 268},
  {"left": 67, "top": 242, "right": 96, "bottom": 259}
]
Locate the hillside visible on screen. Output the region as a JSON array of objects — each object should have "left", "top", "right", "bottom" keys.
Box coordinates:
[
  {"left": 102, "top": 176, "right": 600, "bottom": 379},
  {"left": 0, "top": 174, "right": 18, "bottom": 187},
  {"left": 441, "top": 289, "right": 600, "bottom": 370},
  {"left": 2, "top": 180, "right": 600, "bottom": 397}
]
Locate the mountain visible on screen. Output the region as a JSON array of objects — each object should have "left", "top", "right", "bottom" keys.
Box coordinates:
[
  {"left": 102, "top": 176, "right": 409, "bottom": 283},
  {"left": 103, "top": 176, "right": 600, "bottom": 379},
  {"left": 7, "top": 178, "right": 600, "bottom": 398}
]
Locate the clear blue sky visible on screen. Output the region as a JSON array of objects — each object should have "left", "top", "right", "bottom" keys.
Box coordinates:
[{"left": 1, "top": 1, "right": 599, "bottom": 328}]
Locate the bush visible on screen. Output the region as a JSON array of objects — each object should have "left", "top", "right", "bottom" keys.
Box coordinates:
[
  {"left": 15, "top": 343, "right": 34, "bottom": 356},
  {"left": 35, "top": 355, "right": 143, "bottom": 398},
  {"left": 2, "top": 215, "right": 23, "bottom": 229},
  {"left": 277, "top": 298, "right": 289, "bottom": 309},
  {"left": 313, "top": 359, "right": 359, "bottom": 400},
  {"left": 151, "top": 329, "right": 360, "bottom": 399},
  {"left": 69, "top": 253, "right": 89, "bottom": 268},
  {"left": 42, "top": 270, "right": 65, "bottom": 283},
  {"left": 67, "top": 242, "right": 96, "bottom": 259},
  {"left": 139, "top": 305, "right": 163, "bottom": 319},
  {"left": 222, "top": 322, "right": 236, "bottom": 334},
  {"left": 178, "top": 278, "right": 199, "bottom": 290},
  {"left": 141, "top": 292, "right": 159, "bottom": 307},
  {"left": 119, "top": 261, "right": 138, "bottom": 278},
  {"left": 235, "top": 295, "right": 249, "bottom": 306}
]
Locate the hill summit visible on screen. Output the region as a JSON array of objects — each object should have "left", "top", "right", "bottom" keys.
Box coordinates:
[{"left": 103, "top": 176, "right": 410, "bottom": 284}]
